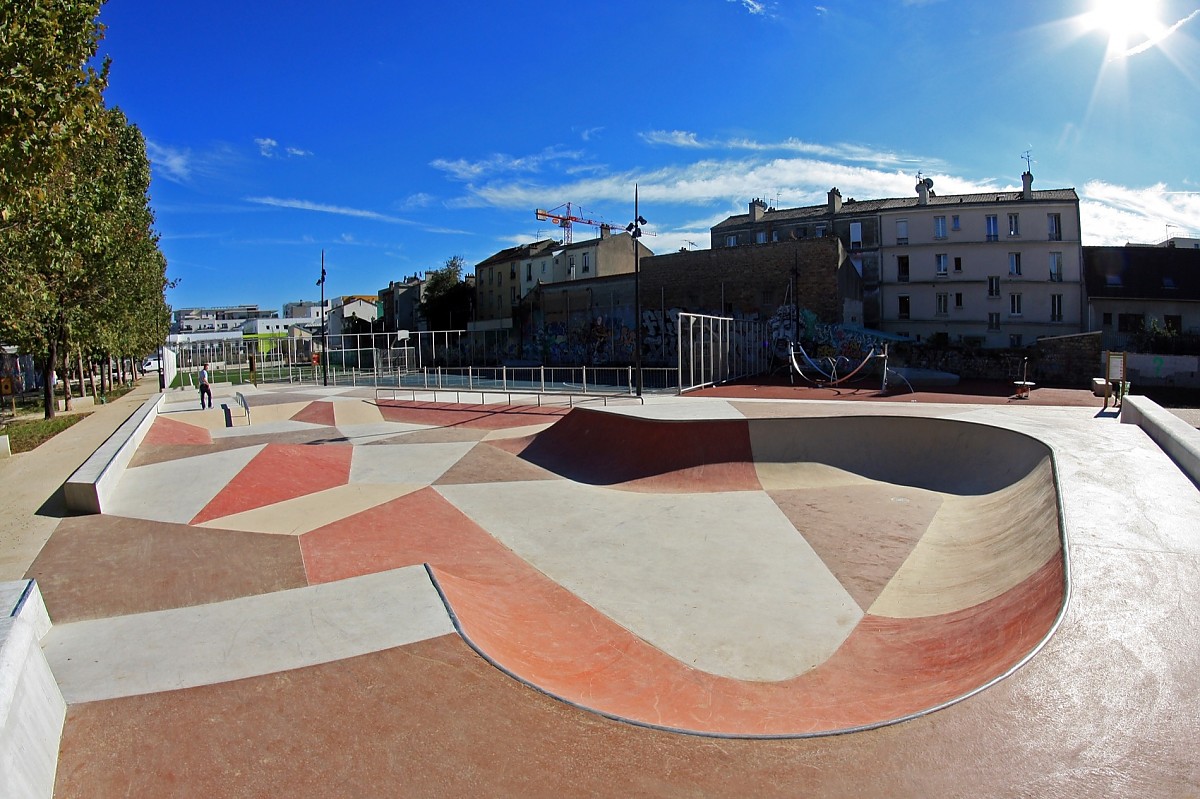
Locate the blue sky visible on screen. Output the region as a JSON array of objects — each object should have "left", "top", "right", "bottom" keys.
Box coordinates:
[{"left": 96, "top": 0, "right": 1200, "bottom": 315}]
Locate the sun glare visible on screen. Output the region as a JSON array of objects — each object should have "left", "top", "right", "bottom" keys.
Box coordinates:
[{"left": 1084, "top": 0, "right": 1166, "bottom": 57}]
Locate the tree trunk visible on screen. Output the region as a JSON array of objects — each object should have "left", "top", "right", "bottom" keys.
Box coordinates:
[
  {"left": 42, "top": 341, "right": 57, "bottom": 420},
  {"left": 86, "top": 351, "right": 98, "bottom": 402},
  {"left": 62, "top": 348, "right": 73, "bottom": 412}
]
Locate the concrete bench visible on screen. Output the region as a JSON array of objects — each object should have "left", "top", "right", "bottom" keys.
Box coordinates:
[{"left": 64, "top": 393, "right": 164, "bottom": 514}]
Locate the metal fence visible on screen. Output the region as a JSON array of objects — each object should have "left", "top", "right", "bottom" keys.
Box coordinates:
[
  {"left": 676, "top": 312, "right": 770, "bottom": 393},
  {"left": 165, "top": 319, "right": 764, "bottom": 395}
]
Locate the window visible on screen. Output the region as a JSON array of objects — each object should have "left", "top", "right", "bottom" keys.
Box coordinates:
[
  {"left": 986, "top": 215, "right": 999, "bottom": 242},
  {"left": 568, "top": 255, "right": 575, "bottom": 275},
  {"left": 1009, "top": 334, "right": 1023, "bottom": 347},
  {"left": 815, "top": 223, "right": 827, "bottom": 237},
  {"left": 850, "top": 222, "right": 863, "bottom": 249},
  {"left": 936, "top": 254, "right": 948, "bottom": 276},
  {"left": 898, "top": 256, "right": 910, "bottom": 282},
  {"left": 526, "top": 263, "right": 532, "bottom": 280},
  {"left": 988, "top": 312, "right": 1001, "bottom": 330},
  {"left": 896, "top": 219, "right": 908, "bottom": 245},
  {"left": 955, "top": 292, "right": 963, "bottom": 309},
  {"left": 725, "top": 234, "right": 737, "bottom": 247},
  {"left": 954, "top": 256, "right": 962, "bottom": 272},
  {"left": 934, "top": 216, "right": 947, "bottom": 239},
  {"left": 755, "top": 230, "right": 767, "bottom": 244},
  {"left": 1118, "top": 313, "right": 1143, "bottom": 333},
  {"left": 988, "top": 276, "right": 1001, "bottom": 297},
  {"left": 898, "top": 295, "right": 910, "bottom": 320},
  {"left": 936, "top": 292, "right": 949, "bottom": 315},
  {"left": 1009, "top": 293, "right": 1023, "bottom": 316},
  {"left": 1165, "top": 315, "right": 1182, "bottom": 334},
  {"left": 1047, "top": 213, "right": 1062, "bottom": 241},
  {"left": 1102, "top": 312, "right": 1113, "bottom": 327},
  {"left": 1049, "top": 252, "right": 1063, "bottom": 282},
  {"left": 510, "top": 287, "right": 517, "bottom": 304},
  {"left": 1008, "top": 213, "right": 1020, "bottom": 236},
  {"left": 542, "top": 260, "right": 547, "bottom": 274},
  {"left": 1008, "top": 252, "right": 1022, "bottom": 276},
  {"left": 582, "top": 252, "right": 590, "bottom": 273},
  {"left": 951, "top": 215, "right": 960, "bottom": 231},
  {"left": 1051, "top": 294, "right": 1063, "bottom": 322}
]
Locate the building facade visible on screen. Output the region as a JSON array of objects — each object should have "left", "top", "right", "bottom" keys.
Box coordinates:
[
  {"left": 877, "top": 173, "right": 1083, "bottom": 347},
  {"left": 1083, "top": 245, "right": 1200, "bottom": 350}
]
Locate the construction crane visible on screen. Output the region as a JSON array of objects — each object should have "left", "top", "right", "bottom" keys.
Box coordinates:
[{"left": 534, "top": 203, "right": 618, "bottom": 244}]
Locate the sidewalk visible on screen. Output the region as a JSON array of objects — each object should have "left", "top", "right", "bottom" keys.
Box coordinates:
[{"left": 0, "top": 380, "right": 160, "bottom": 580}]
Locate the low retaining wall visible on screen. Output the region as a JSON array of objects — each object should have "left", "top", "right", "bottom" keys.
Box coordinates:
[
  {"left": 64, "top": 393, "right": 164, "bottom": 514},
  {"left": 1121, "top": 396, "right": 1200, "bottom": 488},
  {"left": 0, "top": 581, "right": 63, "bottom": 799}
]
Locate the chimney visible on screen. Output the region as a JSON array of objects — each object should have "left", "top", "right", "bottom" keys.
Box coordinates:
[
  {"left": 749, "top": 198, "right": 767, "bottom": 222},
  {"left": 827, "top": 187, "right": 842, "bottom": 215},
  {"left": 1021, "top": 171, "right": 1033, "bottom": 200},
  {"left": 916, "top": 178, "right": 929, "bottom": 206}
]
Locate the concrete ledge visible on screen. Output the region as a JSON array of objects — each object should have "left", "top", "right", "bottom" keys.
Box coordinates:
[
  {"left": 64, "top": 393, "right": 165, "bottom": 514},
  {"left": 54, "top": 395, "right": 94, "bottom": 413},
  {"left": 0, "top": 581, "right": 64, "bottom": 799},
  {"left": 0, "top": 434, "right": 9, "bottom": 459},
  {"left": 1121, "top": 395, "right": 1200, "bottom": 488}
]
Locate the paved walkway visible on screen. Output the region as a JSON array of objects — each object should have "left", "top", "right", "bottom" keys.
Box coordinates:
[{"left": 7, "top": 382, "right": 1200, "bottom": 796}]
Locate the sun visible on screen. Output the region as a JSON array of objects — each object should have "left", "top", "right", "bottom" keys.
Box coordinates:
[{"left": 1082, "top": 0, "right": 1167, "bottom": 58}]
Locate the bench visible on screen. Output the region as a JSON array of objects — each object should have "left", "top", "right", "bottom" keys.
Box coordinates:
[
  {"left": 1013, "top": 380, "right": 1035, "bottom": 399},
  {"left": 64, "top": 393, "right": 165, "bottom": 514}
]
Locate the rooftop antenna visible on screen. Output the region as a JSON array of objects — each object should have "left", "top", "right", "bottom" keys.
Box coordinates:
[
  {"left": 685, "top": 240, "right": 697, "bottom": 249},
  {"left": 1021, "top": 148, "right": 1035, "bottom": 172}
]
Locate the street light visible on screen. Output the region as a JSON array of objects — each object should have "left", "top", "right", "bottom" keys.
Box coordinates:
[
  {"left": 626, "top": 184, "right": 647, "bottom": 396},
  {"left": 316, "top": 249, "right": 328, "bottom": 386}
]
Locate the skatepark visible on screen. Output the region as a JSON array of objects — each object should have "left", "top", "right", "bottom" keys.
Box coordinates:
[{"left": 2, "top": 379, "right": 1198, "bottom": 796}]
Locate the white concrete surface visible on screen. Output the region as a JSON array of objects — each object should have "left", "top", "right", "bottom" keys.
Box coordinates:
[
  {"left": 436, "top": 480, "right": 862, "bottom": 681},
  {"left": 349, "top": 441, "right": 475, "bottom": 485},
  {"left": 1122, "top": 395, "right": 1200, "bottom": 488},
  {"left": 0, "top": 582, "right": 64, "bottom": 799},
  {"left": 42, "top": 566, "right": 454, "bottom": 704},
  {"left": 103, "top": 445, "right": 266, "bottom": 524}
]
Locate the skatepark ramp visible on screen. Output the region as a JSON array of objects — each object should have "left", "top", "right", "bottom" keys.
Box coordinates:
[{"left": 435, "top": 407, "right": 1067, "bottom": 736}]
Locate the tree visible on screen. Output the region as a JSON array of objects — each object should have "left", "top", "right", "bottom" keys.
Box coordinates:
[
  {"left": 418, "top": 255, "right": 474, "bottom": 331},
  {"left": 1, "top": 1, "right": 171, "bottom": 413}
]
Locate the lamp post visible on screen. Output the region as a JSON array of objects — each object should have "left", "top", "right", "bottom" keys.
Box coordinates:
[
  {"left": 316, "top": 250, "right": 328, "bottom": 386},
  {"left": 626, "top": 185, "right": 647, "bottom": 396}
]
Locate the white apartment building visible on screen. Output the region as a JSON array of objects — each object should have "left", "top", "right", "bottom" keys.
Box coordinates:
[{"left": 877, "top": 172, "right": 1083, "bottom": 347}]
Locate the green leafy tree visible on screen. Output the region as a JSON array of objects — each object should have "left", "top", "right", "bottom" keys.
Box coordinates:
[
  {"left": 419, "top": 255, "right": 474, "bottom": 330},
  {"left": 1, "top": 21, "right": 168, "bottom": 417}
]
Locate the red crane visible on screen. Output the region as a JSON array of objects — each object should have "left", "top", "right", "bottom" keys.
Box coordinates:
[{"left": 534, "top": 203, "right": 617, "bottom": 244}]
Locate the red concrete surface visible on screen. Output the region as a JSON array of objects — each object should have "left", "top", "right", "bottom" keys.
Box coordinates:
[
  {"left": 190, "top": 443, "right": 353, "bottom": 525},
  {"left": 290, "top": 400, "right": 337, "bottom": 426},
  {"left": 142, "top": 414, "right": 213, "bottom": 446}
]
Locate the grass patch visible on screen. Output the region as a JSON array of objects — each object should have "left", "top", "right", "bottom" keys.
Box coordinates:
[{"left": 2, "top": 413, "right": 91, "bottom": 454}]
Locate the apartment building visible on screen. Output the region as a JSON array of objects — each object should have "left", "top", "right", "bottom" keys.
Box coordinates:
[
  {"left": 878, "top": 173, "right": 1082, "bottom": 347},
  {"left": 473, "top": 231, "right": 651, "bottom": 330}
]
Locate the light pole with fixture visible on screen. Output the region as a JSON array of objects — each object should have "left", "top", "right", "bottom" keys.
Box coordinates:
[
  {"left": 626, "top": 185, "right": 647, "bottom": 396},
  {"left": 316, "top": 250, "right": 328, "bottom": 386}
]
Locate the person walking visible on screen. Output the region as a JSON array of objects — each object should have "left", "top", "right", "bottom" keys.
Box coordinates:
[{"left": 199, "top": 363, "right": 212, "bottom": 409}]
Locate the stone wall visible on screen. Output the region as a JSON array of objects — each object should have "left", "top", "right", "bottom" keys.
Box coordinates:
[{"left": 898, "top": 331, "right": 1101, "bottom": 387}]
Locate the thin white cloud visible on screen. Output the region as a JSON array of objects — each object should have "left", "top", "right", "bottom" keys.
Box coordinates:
[
  {"left": 430, "top": 146, "right": 584, "bottom": 181},
  {"left": 400, "top": 192, "right": 435, "bottom": 210},
  {"left": 255, "top": 137, "right": 313, "bottom": 158},
  {"left": 1114, "top": 9, "right": 1200, "bottom": 59},
  {"left": 146, "top": 141, "right": 193, "bottom": 183},
  {"left": 1079, "top": 180, "right": 1200, "bottom": 243},
  {"left": 245, "top": 196, "right": 415, "bottom": 224},
  {"left": 728, "top": 0, "right": 770, "bottom": 15},
  {"left": 640, "top": 130, "right": 928, "bottom": 168}
]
